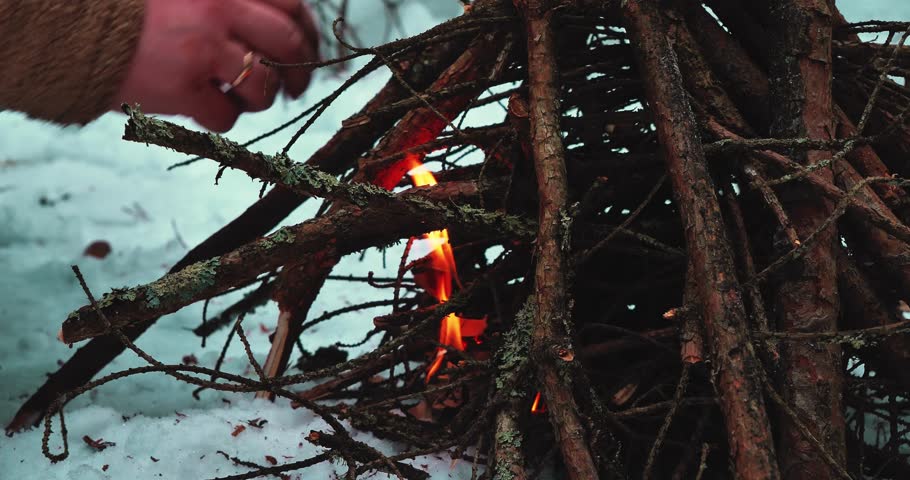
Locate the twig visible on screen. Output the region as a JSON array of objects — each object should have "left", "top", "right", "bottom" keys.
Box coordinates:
[
  {"left": 752, "top": 177, "right": 892, "bottom": 283},
  {"left": 331, "top": 18, "right": 469, "bottom": 138},
  {"left": 207, "top": 453, "right": 331, "bottom": 480},
  {"left": 642, "top": 363, "right": 691, "bottom": 480},
  {"left": 856, "top": 26, "right": 910, "bottom": 134},
  {"left": 61, "top": 179, "right": 532, "bottom": 342},
  {"left": 576, "top": 174, "right": 666, "bottom": 264},
  {"left": 193, "top": 278, "right": 275, "bottom": 338},
  {"left": 760, "top": 320, "right": 910, "bottom": 344},
  {"left": 707, "top": 121, "right": 910, "bottom": 246}
]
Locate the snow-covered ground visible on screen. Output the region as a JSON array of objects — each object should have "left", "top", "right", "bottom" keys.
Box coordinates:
[{"left": 2, "top": 1, "right": 909, "bottom": 479}]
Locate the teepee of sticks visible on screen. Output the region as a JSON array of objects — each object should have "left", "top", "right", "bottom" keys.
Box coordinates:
[{"left": 9, "top": 0, "right": 910, "bottom": 478}]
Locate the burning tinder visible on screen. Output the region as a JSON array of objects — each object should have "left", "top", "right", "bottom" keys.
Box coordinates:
[{"left": 404, "top": 156, "right": 487, "bottom": 382}]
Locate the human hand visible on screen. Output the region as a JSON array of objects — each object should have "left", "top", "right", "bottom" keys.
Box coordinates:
[{"left": 113, "top": 0, "right": 319, "bottom": 132}]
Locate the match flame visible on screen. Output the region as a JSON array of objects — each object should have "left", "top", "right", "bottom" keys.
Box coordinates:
[{"left": 404, "top": 156, "right": 486, "bottom": 382}]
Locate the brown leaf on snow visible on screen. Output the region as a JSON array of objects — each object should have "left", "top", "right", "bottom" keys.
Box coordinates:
[
  {"left": 82, "top": 435, "right": 115, "bottom": 451},
  {"left": 83, "top": 240, "right": 112, "bottom": 259},
  {"left": 246, "top": 418, "right": 268, "bottom": 428}
]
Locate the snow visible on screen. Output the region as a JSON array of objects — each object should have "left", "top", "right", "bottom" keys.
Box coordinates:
[
  {"left": 3, "top": 398, "right": 481, "bottom": 479},
  {"left": 2, "top": 1, "right": 909, "bottom": 478}
]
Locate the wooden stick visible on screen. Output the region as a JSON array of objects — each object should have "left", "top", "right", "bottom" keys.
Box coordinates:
[
  {"left": 766, "top": 1, "right": 846, "bottom": 475},
  {"left": 668, "top": 15, "right": 800, "bottom": 249},
  {"left": 513, "top": 1, "right": 599, "bottom": 478},
  {"left": 622, "top": 1, "right": 780, "bottom": 478},
  {"left": 60, "top": 181, "right": 532, "bottom": 342}
]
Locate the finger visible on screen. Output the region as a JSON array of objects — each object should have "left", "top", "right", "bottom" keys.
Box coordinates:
[
  {"left": 187, "top": 83, "right": 241, "bottom": 133},
  {"left": 255, "top": 0, "right": 303, "bottom": 17},
  {"left": 254, "top": 0, "right": 321, "bottom": 51},
  {"left": 281, "top": 34, "right": 316, "bottom": 98},
  {"left": 224, "top": 0, "right": 316, "bottom": 97},
  {"left": 225, "top": 0, "right": 307, "bottom": 63},
  {"left": 215, "top": 43, "right": 280, "bottom": 112}
]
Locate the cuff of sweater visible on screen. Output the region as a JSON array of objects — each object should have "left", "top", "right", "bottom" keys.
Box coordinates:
[{"left": 1, "top": 0, "right": 145, "bottom": 125}]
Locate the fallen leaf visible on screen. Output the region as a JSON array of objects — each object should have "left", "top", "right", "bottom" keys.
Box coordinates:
[
  {"left": 82, "top": 435, "right": 115, "bottom": 451},
  {"left": 246, "top": 418, "right": 268, "bottom": 428},
  {"left": 231, "top": 425, "right": 246, "bottom": 437},
  {"left": 83, "top": 240, "right": 112, "bottom": 259}
]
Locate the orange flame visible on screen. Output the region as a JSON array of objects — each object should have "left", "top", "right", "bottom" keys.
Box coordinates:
[
  {"left": 404, "top": 156, "right": 486, "bottom": 382},
  {"left": 531, "top": 391, "right": 546, "bottom": 414}
]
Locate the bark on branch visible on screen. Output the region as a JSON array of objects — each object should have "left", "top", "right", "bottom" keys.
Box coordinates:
[
  {"left": 61, "top": 182, "right": 532, "bottom": 342},
  {"left": 622, "top": 1, "right": 780, "bottom": 478},
  {"left": 514, "top": 1, "right": 600, "bottom": 478},
  {"left": 123, "top": 107, "right": 501, "bottom": 213},
  {"left": 766, "top": 0, "right": 847, "bottom": 474}
]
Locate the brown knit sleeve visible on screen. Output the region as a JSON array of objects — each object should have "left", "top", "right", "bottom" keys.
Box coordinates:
[{"left": 0, "top": 0, "right": 145, "bottom": 125}]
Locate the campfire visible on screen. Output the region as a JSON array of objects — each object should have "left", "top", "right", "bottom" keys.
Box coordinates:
[{"left": 10, "top": 0, "right": 910, "bottom": 478}]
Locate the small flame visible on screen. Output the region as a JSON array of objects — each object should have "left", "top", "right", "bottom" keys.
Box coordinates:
[
  {"left": 404, "top": 155, "right": 486, "bottom": 383},
  {"left": 531, "top": 392, "right": 546, "bottom": 414},
  {"left": 407, "top": 162, "right": 439, "bottom": 189}
]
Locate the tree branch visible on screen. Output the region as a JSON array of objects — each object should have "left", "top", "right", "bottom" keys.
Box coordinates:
[
  {"left": 623, "top": 1, "right": 780, "bottom": 478},
  {"left": 514, "top": 1, "right": 600, "bottom": 478},
  {"left": 61, "top": 182, "right": 532, "bottom": 342}
]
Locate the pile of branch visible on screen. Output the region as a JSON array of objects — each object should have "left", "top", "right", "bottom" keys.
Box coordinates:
[{"left": 9, "top": 0, "right": 910, "bottom": 478}]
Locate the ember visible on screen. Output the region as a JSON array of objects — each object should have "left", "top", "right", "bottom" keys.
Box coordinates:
[{"left": 530, "top": 392, "right": 546, "bottom": 414}]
